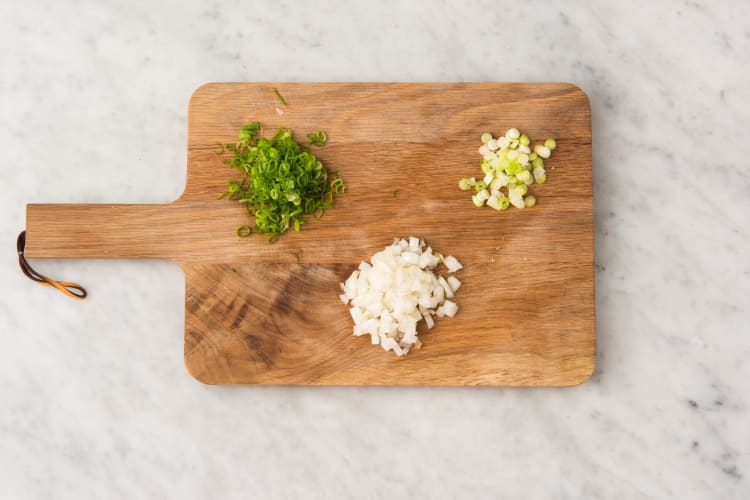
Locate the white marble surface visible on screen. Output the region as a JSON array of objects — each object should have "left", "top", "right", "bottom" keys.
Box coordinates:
[{"left": 1, "top": 0, "right": 748, "bottom": 498}]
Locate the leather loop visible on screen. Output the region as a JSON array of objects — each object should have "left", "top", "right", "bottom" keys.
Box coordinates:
[{"left": 17, "top": 231, "right": 87, "bottom": 299}]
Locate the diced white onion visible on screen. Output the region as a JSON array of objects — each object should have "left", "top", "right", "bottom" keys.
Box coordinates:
[
  {"left": 447, "top": 276, "right": 462, "bottom": 292},
  {"left": 442, "top": 300, "right": 459, "bottom": 318},
  {"left": 339, "top": 237, "right": 463, "bottom": 356},
  {"left": 443, "top": 255, "right": 463, "bottom": 273}
]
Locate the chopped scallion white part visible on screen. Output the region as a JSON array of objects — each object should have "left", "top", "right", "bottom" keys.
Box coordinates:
[
  {"left": 458, "top": 178, "right": 474, "bottom": 190},
  {"left": 533, "top": 166, "right": 547, "bottom": 184},
  {"left": 534, "top": 145, "right": 551, "bottom": 159},
  {"left": 463, "top": 128, "right": 557, "bottom": 210},
  {"left": 506, "top": 128, "right": 520, "bottom": 139},
  {"left": 524, "top": 194, "right": 537, "bottom": 207},
  {"left": 508, "top": 189, "right": 525, "bottom": 208},
  {"left": 490, "top": 174, "right": 508, "bottom": 191},
  {"left": 487, "top": 194, "right": 503, "bottom": 210}
]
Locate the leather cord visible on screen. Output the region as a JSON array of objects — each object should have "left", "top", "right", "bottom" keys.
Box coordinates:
[{"left": 17, "top": 231, "right": 87, "bottom": 299}]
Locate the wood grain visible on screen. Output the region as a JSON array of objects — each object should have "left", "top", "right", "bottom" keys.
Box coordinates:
[{"left": 26, "top": 83, "right": 594, "bottom": 386}]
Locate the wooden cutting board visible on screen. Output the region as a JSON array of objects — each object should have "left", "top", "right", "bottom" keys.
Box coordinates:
[{"left": 25, "top": 82, "right": 594, "bottom": 386}]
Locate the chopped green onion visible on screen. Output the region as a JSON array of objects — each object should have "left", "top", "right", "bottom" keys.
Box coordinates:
[
  {"left": 524, "top": 195, "right": 537, "bottom": 207},
  {"left": 481, "top": 132, "right": 492, "bottom": 143},
  {"left": 544, "top": 138, "right": 557, "bottom": 150},
  {"left": 505, "top": 128, "right": 520, "bottom": 139},
  {"left": 331, "top": 178, "right": 346, "bottom": 194},
  {"left": 519, "top": 134, "right": 530, "bottom": 146},
  {"left": 218, "top": 123, "right": 344, "bottom": 242},
  {"left": 273, "top": 87, "right": 288, "bottom": 106},
  {"left": 474, "top": 180, "right": 487, "bottom": 192},
  {"left": 307, "top": 130, "right": 327, "bottom": 146},
  {"left": 514, "top": 183, "right": 528, "bottom": 196},
  {"left": 532, "top": 157, "right": 545, "bottom": 169}
]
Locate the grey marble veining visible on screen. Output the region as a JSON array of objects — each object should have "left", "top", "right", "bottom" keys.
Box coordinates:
[{"left": 1, "top": 1, "right": 748, "bottom": 498}]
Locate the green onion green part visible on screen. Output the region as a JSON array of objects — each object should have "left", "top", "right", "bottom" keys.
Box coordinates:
[
  {"left": 273, "top": 87, "right": 288, "bottom": 106},
  {"left": 307, "top": 130, "right": 327, "bottom": 146},
  {"left": 237, "top": 225, "right": 253, "bottom": 237},
  {"left": 218, "top": 123, "right": 344, "bottom": 242}
]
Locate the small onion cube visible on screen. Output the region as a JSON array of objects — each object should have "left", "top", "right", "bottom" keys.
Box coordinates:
[
  {"left": 443, "top": 255, "right": 463, "bottom": 273},
  {"left": 423, "top": 313, "right": 435, "bottom": 329},
  {"left": 438, "top": 276, "right": 454, "bottom": 299},
  {"left": 442, "top": 300, "right": 459, "bottom": 318},
  {"left": 447, "top": 276, "right": 462, "bottom": 292}
]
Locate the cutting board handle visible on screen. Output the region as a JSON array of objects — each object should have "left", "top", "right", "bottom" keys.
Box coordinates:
[{"left": 24, "top": 203, "right": 180, "bottom": 259}]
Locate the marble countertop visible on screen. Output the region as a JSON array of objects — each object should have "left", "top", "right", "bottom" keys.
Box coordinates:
[{"left": 2, "top": 1, "right": 748, "bottom": 498}]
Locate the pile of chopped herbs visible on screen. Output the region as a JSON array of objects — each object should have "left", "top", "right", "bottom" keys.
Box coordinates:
[{"left": 217, "top": 122, "right": 345, "bottom": 242}]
